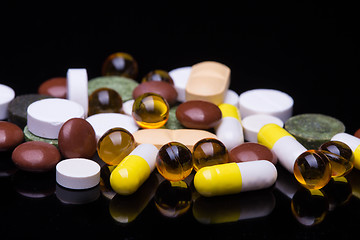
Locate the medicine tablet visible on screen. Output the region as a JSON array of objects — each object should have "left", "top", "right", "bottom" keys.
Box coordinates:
[
  {"left": 238, "top": 89, "right": 293, "bottom": 122},
  {"left": 0, "top": 84, "right": 15, "bottom": 120},
  {"left": 86, "top": 113, "right": 139, "bottom": 141},
  {"left": 223, "top": 89, "right": 239, "bottom": 107},
  {"left": 56, "top": 158, "right": 101, "bottom": 190},
  {"left": 169, "top": 66, "right": 192, "bottom": 102},
  {"left": 27, "top": 98, "right": 85, "bottom": 139},
  {"left": 242, "top": 114, "right": 284, "bottom": 142},
  {"left": 67, "top": 68, "right": 89, "bottom": 116}
]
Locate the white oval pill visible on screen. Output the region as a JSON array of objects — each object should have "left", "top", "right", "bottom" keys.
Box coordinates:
[
  {"left": 215, "top": 117, "right": 244, "bottom": 150},
  {"left": 67, "top": 68, "right": 89, "bottom": 117},
  {"left": 223, "top": 89, "right": 239, "bottom": 107},
  {"left": 239, "top": 89, "right": 293, "bottom": 122},
  {"left": 242, "top": 114, "right": 284, "bottom": 142},
  {"left": 27, "top": 98, "right": 85, "bottom": 139},
  {"left": 0, "top": 84, "right": 15, "bottom": 120},
  {"left": 56, "top": 158, "right": 101, "bottom": 190},
  {"left": 86, "top": 113, "right": 139, "bottom": 142},
  {"left": 169, "top": 66, "right": 192, "bottom": 102}
]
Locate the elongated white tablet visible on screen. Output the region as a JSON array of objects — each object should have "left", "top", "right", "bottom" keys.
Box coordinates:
[
  {"left": 242, "top": 114, "right": 284, "bottom": 142},
  {"left": 169, "top": 66, "right": 192, "bottom": 102},
  {"left": 56, "top": 158, "right": 101, "bottom": 190},
  {"left": 67, "top": 68, "right": 89, "bottom": 116},
  {"left": 86, "top": 113, "right": 139, "bottom": 141},
  {"left": 0, "top": 84, "right": 15, "bottom": 120},
  {"left": 239, "top": 89, "right": 293, "bottom": 122},
  {"left": 27, "top": 98, "right": 85, "bottom": 139}
]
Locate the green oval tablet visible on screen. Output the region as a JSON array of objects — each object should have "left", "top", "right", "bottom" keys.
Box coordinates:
[
  {"left": 88, "top": 76, "right": 139, "bottom": 102},
  {"left": 284, "top": 113, "right": 345, "bottom": 150}
]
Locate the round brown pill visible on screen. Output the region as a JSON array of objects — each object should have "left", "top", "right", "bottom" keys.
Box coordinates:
[
  {"left": 58, "top": 118, "right": 97, "bottom": 159},
  {"left": 229, "top": 142, "right": 277, "bottom": 165},
  {"left": 132, "top": 81, "right": 178, "bottom": 106},
  {"left": 12, "top": 141, "right": 61, "bottom": 172},
  {"left": 38, "top": 77, "right": 67, "bottom": 98},
  {"left": 176, "top": 100, "right": 222, "bottom": 129},
  {"left": 354, "top": 128, "right": 360, "bottom": 139},
  {"left": 0, "top": 121, "right": 24, "bottom": 151}
]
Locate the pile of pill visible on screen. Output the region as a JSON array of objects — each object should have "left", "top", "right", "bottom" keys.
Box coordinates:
[{"left": 1, "top": 52, "right": 360, "bottom": 208}]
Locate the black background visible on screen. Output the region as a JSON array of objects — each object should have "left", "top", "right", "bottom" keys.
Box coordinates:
[{"left": 1, "top": 1, "right": 360, "bottom": 239}]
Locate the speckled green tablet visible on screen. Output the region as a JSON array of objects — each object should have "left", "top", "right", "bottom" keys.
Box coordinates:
[
  {"left": 164, "top": 105, "right": 185, "bottom": 130},
  {"left": 284, "top": 113, "right": 345, "bottom": 150},
  {"left": 7, "top": 94, "right": 53, "bottom": 130},
  {"left": 88, "top": 76, "right": 138, "bottom": 102},
  {"left": 23, "top": 125, "right": 58, "bottom": 147}
]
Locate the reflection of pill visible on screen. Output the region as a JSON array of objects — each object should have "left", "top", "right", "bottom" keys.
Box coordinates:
[
  {"left": 194, "top": 160, "right": 277, "bottom": 197},
  {"left": 56, "top": 158, "right": 101, "bottom": 190},
  {"left": 239, "top": 89, "right": 293, "bottom": 122},
  {"left": 110, "top": 144, "right": 158, "bottom": 195},
  {"left": 0, "top": 84, "right": 15, "bottom": 120},
  {"left": 27, "top": 98, "right": 85, "bottom": 139}
]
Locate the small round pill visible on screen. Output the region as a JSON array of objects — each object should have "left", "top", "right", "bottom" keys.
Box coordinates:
[
  {"left": 12, "top": 141, "right": 61, "bottom": 172},
  {"left": 56, "top": 158, "right": 101, "bottom": 190},
  {"left": 38, "top": 77, "right": 67, "bottom": 98},
  {"left": 0, "top": 121, "right": 24, "bottom": 151},
  {"left": 133, "top": 81, "right": 178, "bottom": 106}
]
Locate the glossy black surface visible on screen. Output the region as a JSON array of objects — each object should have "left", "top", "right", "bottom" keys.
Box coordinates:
[{"left": 1, "top": 1, "right": 359, "bottom": 239}]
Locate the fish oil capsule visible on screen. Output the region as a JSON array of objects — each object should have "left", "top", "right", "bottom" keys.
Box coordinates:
[
  {"left": 194, "top": 160, "right": 277, "bottom": 197},
  {"left": 132, "top": 93, "right": 169, "bottom": 129},
  {"left": 293, "top": 150, "right": 332, "bottom": 190},
  {"left": 192, "top": 138, "right": 229, "bottom": 171},
  {"left": 215, "top": 103, "right": 244, "bottom": 150},
  {"left": 110, "top": 144, "right": 158, "bottom": 195}
]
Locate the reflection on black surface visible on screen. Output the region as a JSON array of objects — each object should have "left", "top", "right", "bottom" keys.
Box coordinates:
[
  {"left": 154, "top": 180, "right": 192, "bottom": 218},
  {"left": 13, "top": 170, "right": 55, "bottom": 198},
  {"left": 109, "top": 173, "right": 159, "bottom": 224},
  {"left": 56, "top": 184, "right": 100, "bottom": 204},
  {"left": 0, "top": 151, "right": 18, "bottom": 177},
  {"left": 193, "top": 189, "right": 275, "bottom": 224},
  {"left": 291, "top": 188, "right": 328, "bottom": 226},
  {"left": 322, "top": 177, "right": 352, "bottom": 211}
]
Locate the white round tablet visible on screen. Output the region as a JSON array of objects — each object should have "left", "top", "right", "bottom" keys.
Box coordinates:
[
  {"left": 56, "top": 158, "right": 101, "bottom": 190},
  {"left": 67, "top": 68, "right": 89, "bottom": 117},
  {"left": 169, "top": 66, "right": 192, "bottom": 102},
  {"left": 238, "top": 89, "right": 293, "bottom": 122},
  {"left": 86, "top": 113, "right": 139, "bottom": 141},
  {"left": 27, "top": 98, "right": 85, "bottom": 139},
  {"left": 242, "top": 114, "right": 284, "bottom": 142},
  {"left": 0, "top": 84, "right": 15, "bottom": 120}
]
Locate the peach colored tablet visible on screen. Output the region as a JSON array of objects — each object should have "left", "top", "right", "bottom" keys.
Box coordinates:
[
  {"left": 185, "top": 61, "right": 230, "bottom": 105},
  {"left": 132, "top": 129, "right": 218, "bottom": 151}
]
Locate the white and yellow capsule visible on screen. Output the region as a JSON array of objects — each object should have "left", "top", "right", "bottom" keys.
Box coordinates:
[
  {"left": 332, "top": 133, "right": 360, "bottom": 170},
  {"left": 215, "top": 103, "right": 244, "bottom": 150},
  {"left": 258, "top": 123, "right": 307, "bottom": 173},
  {"left": 194, "top": 160, "right": 277, "bottom": 197},
  {"left": 110, "top": 143, "right": 158, "bottom": 195}
]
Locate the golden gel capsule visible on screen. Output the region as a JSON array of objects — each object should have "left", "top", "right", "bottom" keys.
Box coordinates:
[
  {"left": 110, "top": 144, "right": 158, "bottom": 195},
  {"left": 194, "top": 160, "right": 277, "bottom": 197}
]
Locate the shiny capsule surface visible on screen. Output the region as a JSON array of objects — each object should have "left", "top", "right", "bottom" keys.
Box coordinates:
[
  {"left": 88, "top": 88, "right": 123, "bottom": 116},
  {"left": 102, "top": 52, "right": 138, "bottom": 79}
]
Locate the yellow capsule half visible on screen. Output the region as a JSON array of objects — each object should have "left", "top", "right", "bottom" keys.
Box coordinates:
[{"left": 194, "top": 160, "right": 277, "bottom": 197}]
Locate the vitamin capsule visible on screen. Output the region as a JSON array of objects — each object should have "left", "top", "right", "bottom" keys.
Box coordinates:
[
  {"left": 215, "top": 103, "right": 244, "bottom": 150},
  {"left": 332, "top": 133, "right": 360, "bottom": 170},
  {"left": 194, "top": 160, "right": 277, "bottom": 197},
  {"left": 258, "top": 123, "right": 307, "bottom": 173},
  {"left": 110, "top": 144, "right": 158, "bottom": 195}
]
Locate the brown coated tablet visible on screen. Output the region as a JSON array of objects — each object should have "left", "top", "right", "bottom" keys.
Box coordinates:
[
  {"left": 38, "top": 77, "right": 67, "bottom": 98},
  {"left": 0, "top": 121, "right": 24, "bottom": 151},
  {"left": 132, "top": 81, "right": 178, "bottom": 106},
  {"left": 12, "top": 141, "right": 61, "bottom": 172},
  {"left": 355, "top": 129, "right": 360, "bottom": 139},
  {"left": 176, "top": 100, "right": 222, "bottom": 129},
  {"left": 229, "top": 142, "right": 277, "bottom": 165},
  {"left": 58, "top": 118, "right": 97, "bottom": 159}
]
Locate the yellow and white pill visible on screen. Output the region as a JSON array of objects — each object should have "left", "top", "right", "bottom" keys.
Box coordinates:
[
  {"left": 110, "top": 143, "right": 158, "bottom": 195},
  {"left": 194, "top": 160, "right": 277, "bottom": 197},
  {"left": 332, "top": 133, "right": 360, "bottom": 170}
]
